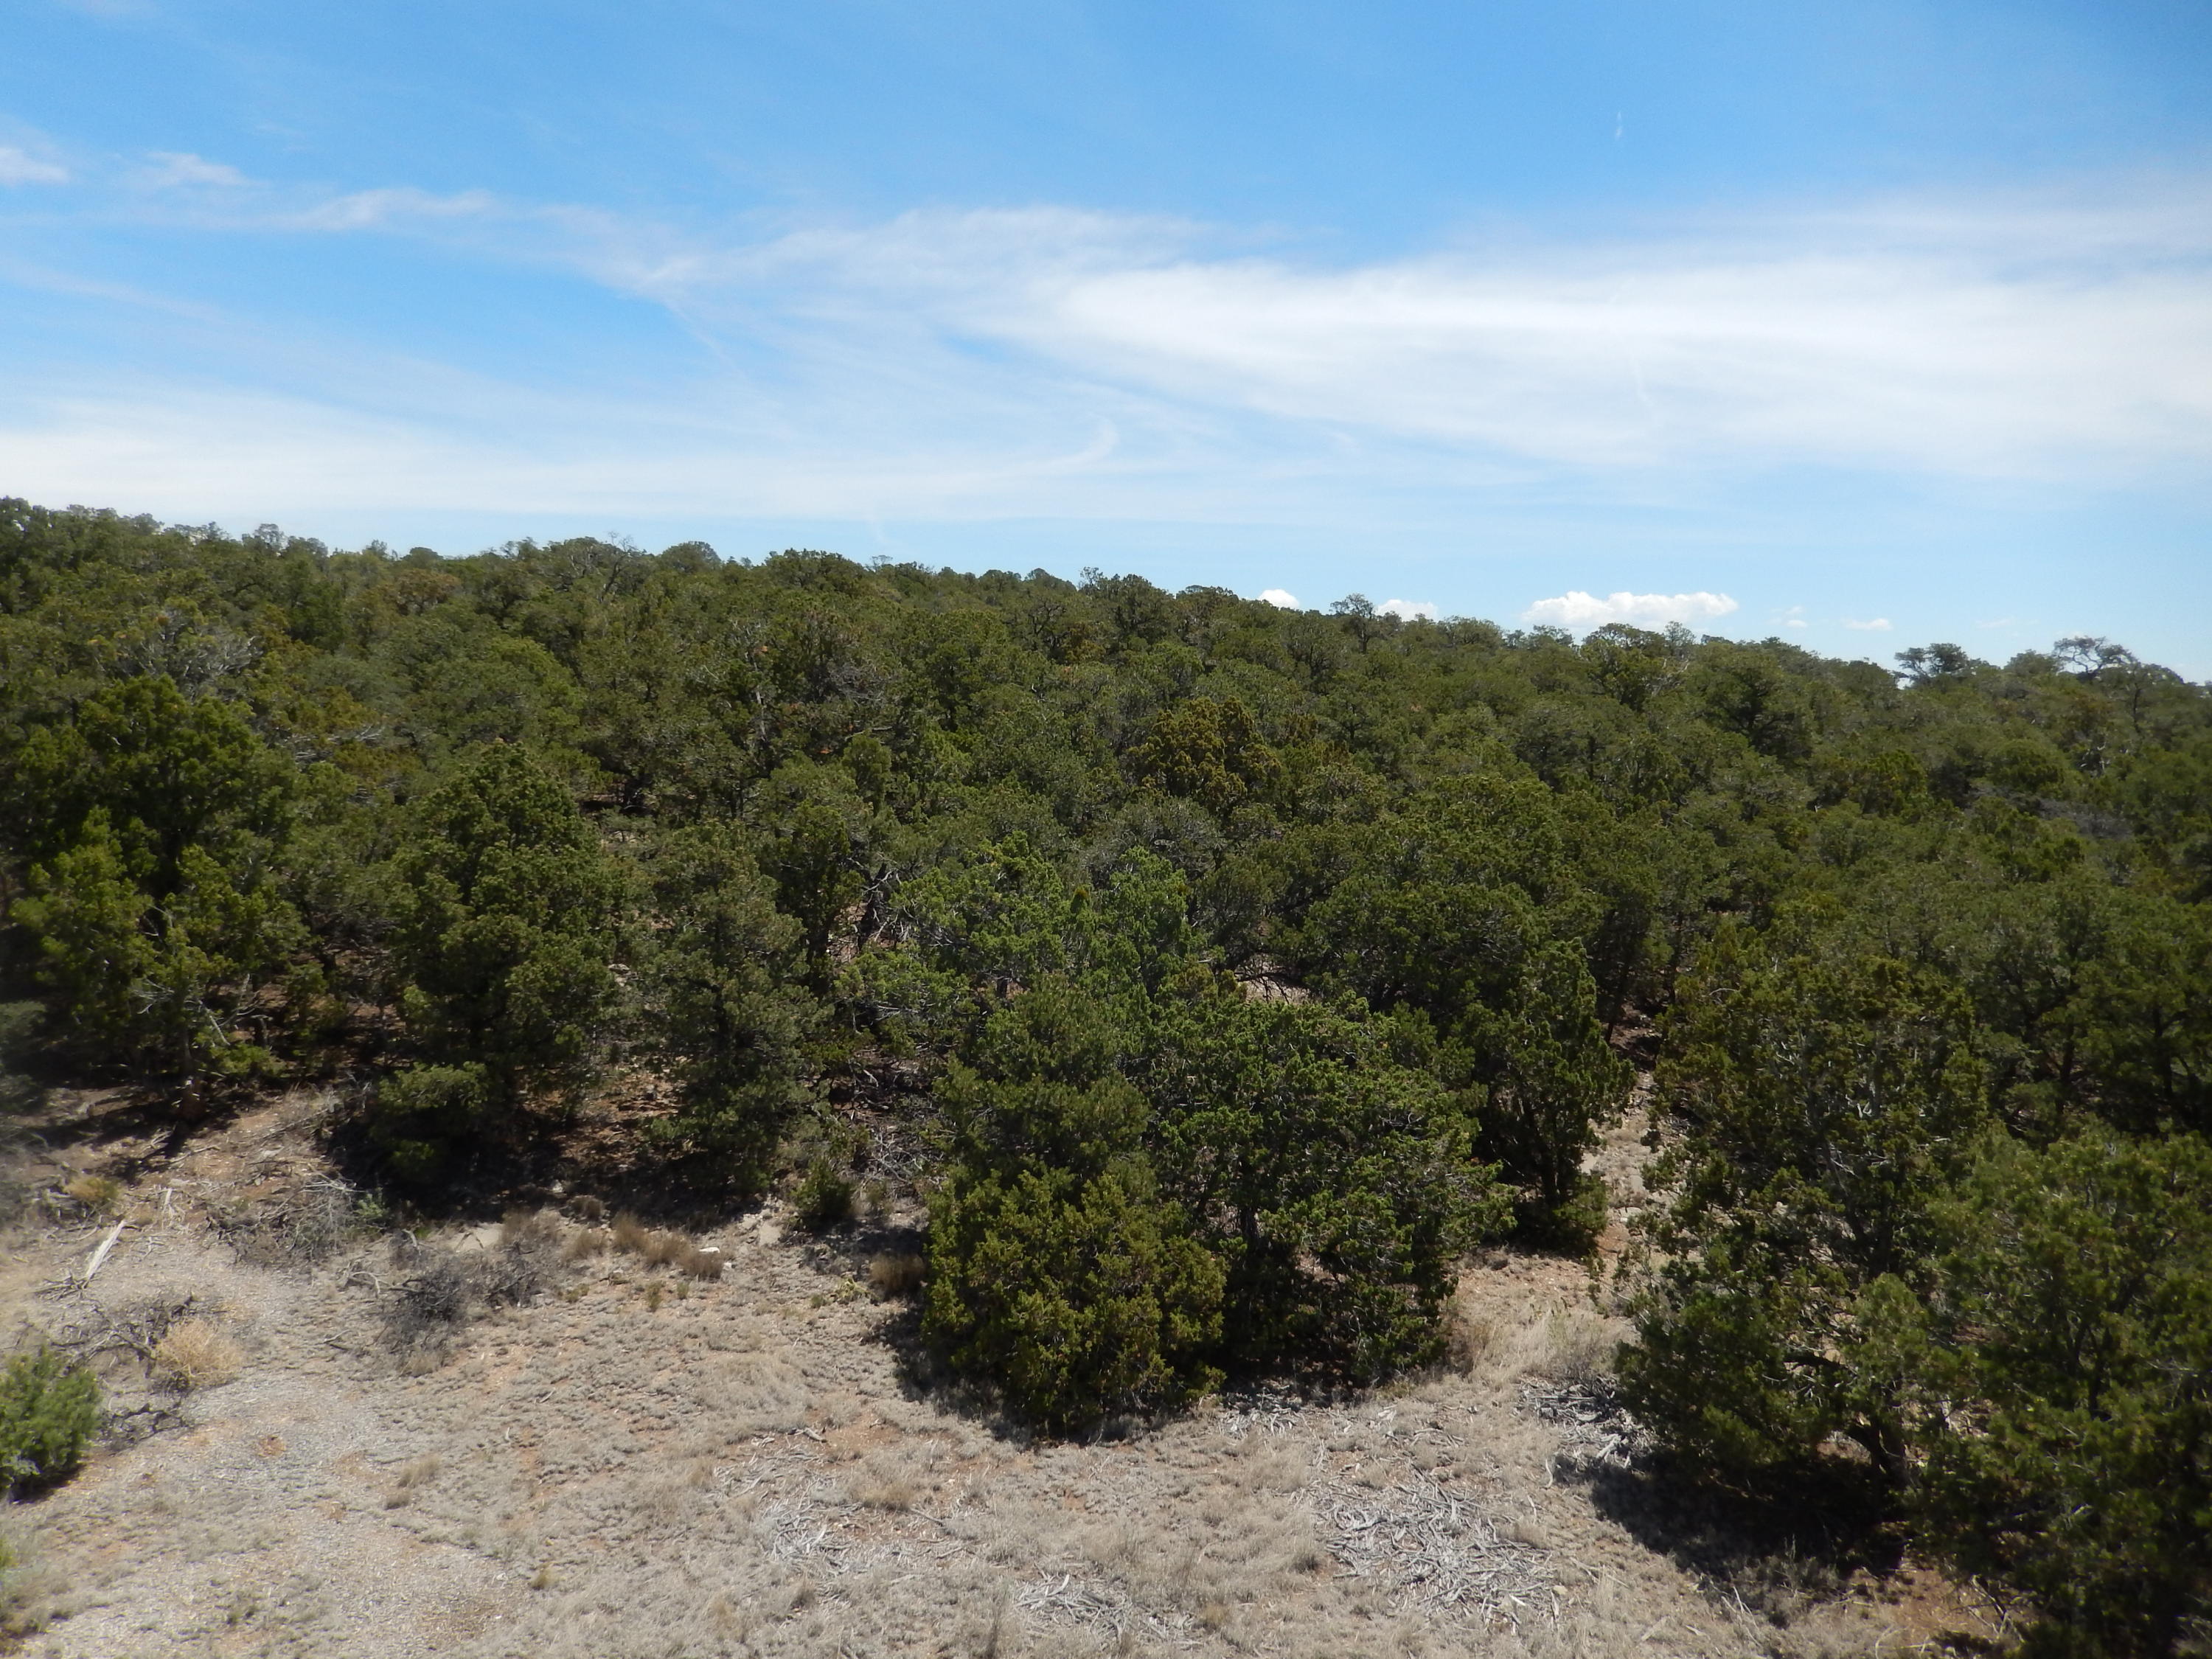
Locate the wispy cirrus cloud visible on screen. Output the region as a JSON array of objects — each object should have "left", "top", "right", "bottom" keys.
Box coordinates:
[
  {"left": 0, "top": 145, "right": 70, "bottom": 185},
  {"left": 140, "top": 151, "right": 248, "bottom": 189},
  {"left": 531, "top": 185, "right": 2212, "bottom": 484},
  {"left": 58, "top": 165, "right": 2212, "bottom": 484},
  {"left": 5, "top": 164, "right": 2212, "bottom": 534}
]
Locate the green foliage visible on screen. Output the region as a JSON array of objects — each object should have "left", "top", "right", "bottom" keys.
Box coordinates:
[
  {"left": 643, "top": 820, "right": 817, "bottom": 1186},
  {"left": 1, "top": 667, "right": 303, "bottom": 1077},
  {"left": 922, "top": 960, "right": 1502, "bottom": 1419},
  {"left": 1908, "top": 1134, "right": 2212, "bottom": 1657},
  {"left": 1621, "top": 928, "right": 1990, "bottom": 1481},
  {"left": 752, "top": 760, "right": 876, "bottom": 981},
  {"left": 1126, "top": 695, "right": 1282, "bottom": 816},
  {"left": 5, "top": 496, "right": 2212, "bottom": 1646},
  {"left": 0, "top": 1347, "right": 100, "bottom": 1495},
  {"left": 376, "top": 745, "right": 621, "bottom": 1165},
  {"left": 6, "top": 672, "right": 292, "bottom": 896},
  {"left": 1145, "top": 990, "right": 1506, "bottom": 1380},
  {"left": 793, "top": 1157, "right": 856, "bottom": 1231},
  {"left": 1469, "top": 942, "right": 1632, "bottom": 1244},
  {"left": 923, "top": 974, "right": 1220, "bottom": 1425},
  {"left": 925, "top": 1162, "right": 1225, "bottom": 1430}
]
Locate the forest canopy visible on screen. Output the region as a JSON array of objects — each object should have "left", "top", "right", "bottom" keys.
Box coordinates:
[{"left": 2, "top": 499, "right": 2208, "bottom": 1654}]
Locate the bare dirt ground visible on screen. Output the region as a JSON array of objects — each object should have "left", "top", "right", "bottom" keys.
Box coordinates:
[{"left": 0, "top": 1089, "right": 2003, "bottom": 1659}]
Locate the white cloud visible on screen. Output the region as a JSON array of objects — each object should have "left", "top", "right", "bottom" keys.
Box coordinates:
[
  {"left": 1257, "top": 588, "right": 1300, "bottom": 609},
  {"left": 1378, "top": 598, "right": 1437, "bottom": 621},
  {"left": 1522, "top": 591, "right": 1739, "bottom": 631},
  {"left": 575, "top": 184, "right": 2212, "bottom": 484},
  {"left": 1842, "top": 616, "right": 1893, "bottom": 630},
  {"left": 10, "top": 171, "right": 2212, "bottom": 535},
  {"left": 142, "top": 151, "right": 248, "bottom": 189},
  {"left": 121, "top": 177, "right": 2212, "bottom": 485},
  {"left": 0, "top": 146, "right": 69, "bottom": 186},
  {"left": 288, "top": 187, "right": 499, "bottom": 231}
]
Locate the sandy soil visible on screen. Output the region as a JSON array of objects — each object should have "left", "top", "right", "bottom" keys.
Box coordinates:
[{"left": 0, "top": 1090, "right": 2001, "bottom": 1659}]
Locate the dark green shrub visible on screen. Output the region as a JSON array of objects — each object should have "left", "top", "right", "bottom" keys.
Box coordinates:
[
  {"left": 925, "top": 1164, "right": 1223, "bottom": 1431},
  {"left": 7, "top": 675, "right": 302, "bottom": 1079},
  {"left": 1620, "top": 929, "right": 1989, "bottom": 1483},
  {"left": 1471, "top": 942, "right": 1632, "bottom": 1246},
  {"left": 369, "top": 1063, "right": 488, "bottom": 1183},
  {"left": 375, "top": 745, "right": 622, "bottom": 1168},
  {"left": 1145, "top": 990, "right": 1505, "bottom": 1381},
  {"left": 792, "top": 1158, "right": 855, "bottom": 1231},
  {"left": 642, "top": 820, "right": 816, "bottom": 1187},
  {"left": 0, "top": 1347, "right": 100, "bottom": 1495},
  {"left": 922, "top": 978, "right": 1220, "bottom": 1426},
  {"left": 1910, "top": 1133, "right": 2212, "bottom": 1658}
]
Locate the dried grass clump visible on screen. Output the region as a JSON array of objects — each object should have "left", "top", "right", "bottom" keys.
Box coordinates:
[
  {"left": 866, "top": 1252, "right": 925, "bottom": 1299},
  {"left": 674, "top": 1242, "right": 724, "bottom": 1281},
  {"left": 1444, "top": 1300, "right": 1498, "bottom": 1373},
  {"left": 62, "top": 1175, "right": 123, "bottom": 1218},
  {"left": 1443, "top": 1285, "right": 1621, "bottom": 1386},
  {"left": 383, "top": 1454, "right": 441, "bottom": 1508},
  {"left": 854, "top": 1477, "right": 916, "bottom": 1511},
  {"left": 500, "top": 1208, "right": 565, "bottom": 1251},
  {"left": 562, "top": 1225, "right": 610, "bottom": 1263},
  {"left": 1530, "top": 1308, "right": 1618, "bottom": 1383},
  {"left": 848, "top": 1450, "right": 919, "bottom": 1511},
  {"left": 605, "top": 1217, "right": 721, "bottom": 1279},
  {"left": 150, "top": 1320, "right": 243, "bottom": 1392},
  {"left": 382, "top": 1236, "right": 557, "bottom": 1360}
]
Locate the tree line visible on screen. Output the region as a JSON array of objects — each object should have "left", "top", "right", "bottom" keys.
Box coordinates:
[{"left": 1, "top": 500, "right": 2206, "bottom": 1653}]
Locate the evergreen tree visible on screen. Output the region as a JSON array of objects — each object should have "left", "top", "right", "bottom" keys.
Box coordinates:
[
  {"left": 1911, "top": 1133, "right": 2212, "bottom": 1658},
  {"left": 644, "top": 819, "right": 817, "bottom": 1186},
  {"left": 1620, "top": 925, "right": 1990, "bottom": 1482},
  {"left": 375, "top": 745, "right": 622, "bottom": 1172}
]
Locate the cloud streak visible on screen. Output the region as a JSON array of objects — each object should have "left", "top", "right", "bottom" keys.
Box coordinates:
[
  {"left": 0, "top": 146, "right": 70, "bottom": 186},
  {"left": 1523, "top": 591, "right": 1739, "bottom": 630},
  {"left": 563, "top": 187, "right": 2212, "bottom": 484},
  {"left": 140, "top": 151, "right": 248, "bottom": 189},
  {"left": 4, "top": 166, "right": 2211, "bottom": 534}
]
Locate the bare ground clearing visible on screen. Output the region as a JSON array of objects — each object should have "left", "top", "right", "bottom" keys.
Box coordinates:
[{"left": 1, "top": 1091, "right": 2000, "bottom": 1658}]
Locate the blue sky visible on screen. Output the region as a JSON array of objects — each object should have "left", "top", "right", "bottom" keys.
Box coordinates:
[{"left": 4, "top": 1, "right": 2210, "bottom": 670}]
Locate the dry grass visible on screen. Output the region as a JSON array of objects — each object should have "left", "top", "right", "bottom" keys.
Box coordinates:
[
  {"left": 866, "top": 1251, "right": 925, "bottom": 1298},
  {"left": 383, "top": 1455, "right": 442, "bottom": 1509},
  {"left": 673, "top": 1242, "right": 723, "bottom": 1280},
  {"left": 382, "top": 1235, "right": 559, "bottom": 1362},
  {"left": 0, "top": 1519, "right": 63, "bottom": 1641},
  {"left": 850, "top": 1472, "right": 917, "bottom": 1512},
  {"left": 62, "top": 1174, "right": 123, "bottom": 1218},
  {"left": 1529, "top": 1307, "right": 1619, "bottom": 1383},
  {"left": 1444, "top": 1281, "right": 1624, "bottom": 1388},
  {"left": 499, "top": 1208, "right": 565, "bottom": 1251},
  {"left": 607, "top": 1217, "right": 722, "bottom": 1279},
  {"left": 150, "top": 1319, "right": 243, "bottom": 1391},
  {"left": 0, "top": 1090, "right": 1978, "bottom": 1659}
]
